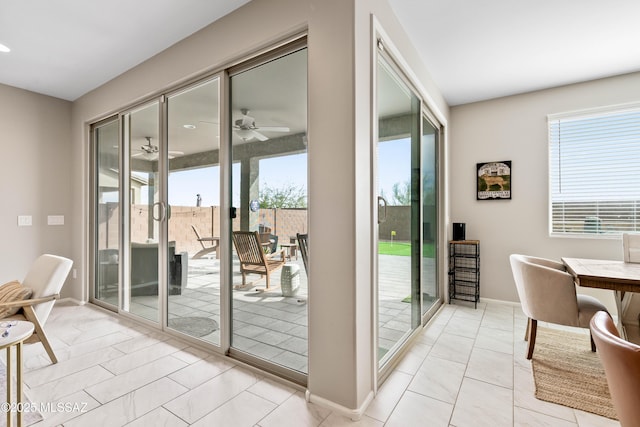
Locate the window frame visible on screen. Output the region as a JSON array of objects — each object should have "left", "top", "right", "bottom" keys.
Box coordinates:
[{"left": 548, "top": 102, "right": 640, "bottom": 238}]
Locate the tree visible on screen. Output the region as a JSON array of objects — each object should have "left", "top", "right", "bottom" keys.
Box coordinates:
[
  {"left": 259, "top": 183, "right": 307, "bottom": 208},
  {"left": 390, "top": 180, "right": 411, "bottom": 205}
]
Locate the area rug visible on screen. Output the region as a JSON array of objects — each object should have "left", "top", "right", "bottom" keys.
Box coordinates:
[
  {"left": 0, "top": 362, "right": 43, "bottom": 426},
  {"left": 531, "top": 327, "right": 617, "bottom": 420},
  {"left": 168, "top": 317, "right": 218, "bottom": 337}
]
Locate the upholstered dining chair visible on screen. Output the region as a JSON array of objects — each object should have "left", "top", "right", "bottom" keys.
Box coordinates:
[
  {"left": 0, "top": 254, "right": 72, "bottom": 364},
  {"left": 622, "top": 233, "right": 640, "bottom": 263},
  {"left": 590, "top": 311, "right": 640, "bottom": 427},
  {"left": 509, "top": 254, "right": 609, "bottom": 359}
]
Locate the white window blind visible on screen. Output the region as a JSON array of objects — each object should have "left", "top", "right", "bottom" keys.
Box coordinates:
[{"left": 549, "top": 104, "right": 640, "bottom": 236}]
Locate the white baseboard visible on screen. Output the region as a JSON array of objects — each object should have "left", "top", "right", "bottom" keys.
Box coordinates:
[{"left": 305, "top": 389, "right": 374, "bottom": 421}]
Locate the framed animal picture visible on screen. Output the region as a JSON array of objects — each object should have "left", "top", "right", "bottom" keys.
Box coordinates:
[{"left": 477, "top": 161, "right": 511, "bottom": 200}]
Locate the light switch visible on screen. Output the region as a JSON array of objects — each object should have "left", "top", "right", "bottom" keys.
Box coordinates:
[
  {"left": 17, "top": 215, "right": 32, "bottom": 226},
  {"left": 47, "top": 215, "right": 64, "bottom": 226}
]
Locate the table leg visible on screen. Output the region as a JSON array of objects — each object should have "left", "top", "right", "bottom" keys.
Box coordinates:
[
  {"left": 614, "top": 290, "right": 632, "bottom": 340},
  {"left": 17, "top": 342, "right": 22, "bottom": 427},
  {"left": 6, "top": 347, "right": 11, "bottom": 427}
]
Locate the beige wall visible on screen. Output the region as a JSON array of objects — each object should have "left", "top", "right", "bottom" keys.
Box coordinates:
[
  {"left": 449, "top": 71, "right": 640, "bottom": 314},
  {"left": 0, "top": 84, "right": 75, "bottom": 294}
]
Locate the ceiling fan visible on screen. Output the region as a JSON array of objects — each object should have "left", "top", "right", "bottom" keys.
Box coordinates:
[
  {"left": 233, "top": 108, "right": 290, "bottom": 141},
  {"left": 132, "top": 137, "right": 183, "bottom": 160}
]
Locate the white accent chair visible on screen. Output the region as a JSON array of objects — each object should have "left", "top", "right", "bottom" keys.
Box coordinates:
[
  {"left": 0, "top": 254, "right": 72, "bottom": 364},
  {"left": 510, "top": 254, "right": 609, "bottom": 359}
]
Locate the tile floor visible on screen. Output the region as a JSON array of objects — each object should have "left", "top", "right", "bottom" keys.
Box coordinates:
[{"left": 16, "top": 299, "right": 620, "bottom": 426}]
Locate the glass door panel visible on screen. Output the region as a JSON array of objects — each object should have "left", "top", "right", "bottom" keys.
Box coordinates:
[
  {"left": 94, "top": 119, "right": 120, "bottom": 307},
  {"left": 376, "top": 55, "right": 421, "bottom": 363},
  {"left": 166, "top": 78, "right": 221, "bottom": 344},
  {"left": 422, "top": 117, "right": 438, "bottom": 316},
  {"left": 230, "top": 47, "right": 308, "bottom": 376},
  {"left": 125, "top": 102, "right": 161, "bottom": 322}
]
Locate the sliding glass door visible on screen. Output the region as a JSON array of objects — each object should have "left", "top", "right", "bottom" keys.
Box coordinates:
[
  {"left": 93, "top": 118, "right": 120, "bottom": 307},
  {"left": 422, "top": 117, "right": 439, "bottom": 317},
  {"left": 123, "top": 102, "right": 161, "bottom": 322},
  {"left": 229, "top": 45, "right": 308, "bottom": 381},
  {"left": 90, "top": 39, "right": 309, "bottom": 383},
  {"left": 376, "top": 51, "right": 441, "bottom": 368},
  {"left": 376, "top": 55, "right": 421, "bottom": 362},
  {"left": 166, "top": 78, "right": 221, "bottom": 345}
]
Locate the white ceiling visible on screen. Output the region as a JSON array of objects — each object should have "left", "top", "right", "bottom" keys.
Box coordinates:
[{"left": 1, "top": 0, "right": 640, "bottom": 105}]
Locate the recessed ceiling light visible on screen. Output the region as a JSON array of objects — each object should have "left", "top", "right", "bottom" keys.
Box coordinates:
[
  {"left": 0, "top": 43, "right": 10, "bottom": 53},
  {"left": 183, "top": 124, "right": 196, "bottom": 129}
]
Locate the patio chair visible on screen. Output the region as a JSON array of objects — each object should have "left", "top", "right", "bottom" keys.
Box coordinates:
[
  {"left": 232, "top": 231, "right": 285, "bottom": 289},
  {"left": 0, "top": 254, "right": 73, "bottom": 364},
  {"left": 297, "top": 233, "right": 309, "bottom": 275},
  {"left": 191, "top": 225, "right": 219, "bottom": 259}
]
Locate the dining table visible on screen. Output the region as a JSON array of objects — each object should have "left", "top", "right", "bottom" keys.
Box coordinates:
[{"left": 562, "top": 257, "right": 640, "bottom": 339}]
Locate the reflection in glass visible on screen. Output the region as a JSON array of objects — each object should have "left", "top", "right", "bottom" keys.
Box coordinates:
[
  {"left": 422, "top": 117, "right": 438, "bottom": 315},
  {"left": 95, "top": 119, "right": 120, "bottom": 306}
]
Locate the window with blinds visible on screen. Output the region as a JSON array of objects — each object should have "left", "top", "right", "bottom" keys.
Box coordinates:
[{"left": 549, "top": 104, "right": 640, "bottom": 236}]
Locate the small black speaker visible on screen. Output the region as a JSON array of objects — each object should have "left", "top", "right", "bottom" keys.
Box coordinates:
[{"left": 453, "top": 223, "right": 466, "bottom": 241}]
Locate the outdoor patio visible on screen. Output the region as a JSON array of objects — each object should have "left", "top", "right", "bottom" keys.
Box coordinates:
[{"left": 109, "top": 249, "right": 433, "bottom": 374}]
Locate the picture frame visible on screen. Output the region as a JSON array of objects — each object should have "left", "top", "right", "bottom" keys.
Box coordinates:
[{"left": 477, "top": 161, "right": 511, "bottom": 200}]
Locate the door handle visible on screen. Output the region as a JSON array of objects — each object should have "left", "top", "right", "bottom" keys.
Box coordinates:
[
  {"left": 153, "top": 202, "right": 167, "bottom": 222},
  {"left": 378, "top": 196, "right": 388, "bottom": 224}
]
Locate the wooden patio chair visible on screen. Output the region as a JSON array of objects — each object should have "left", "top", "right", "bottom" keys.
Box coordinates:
[
  {"left": 191, "top": 225, "right": 219, "bottom": 259},
  {"left": 296, "top": 233, "right": 309, "bottom": 275},
  {"left": 232, "top": 231, "right": 285, "bottom": 289}
]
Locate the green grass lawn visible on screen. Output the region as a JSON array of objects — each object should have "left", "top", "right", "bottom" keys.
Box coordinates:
[{"left": 378, "top": 241, "right": 435, "bottom": 257}]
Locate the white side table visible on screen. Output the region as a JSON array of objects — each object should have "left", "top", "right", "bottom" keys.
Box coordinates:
[{"left": 0, "top": 321, "right": 34, "bottom": 427}]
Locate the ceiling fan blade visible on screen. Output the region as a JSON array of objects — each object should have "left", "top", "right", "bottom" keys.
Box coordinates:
[
  {"left": 252, "top": 130, "right": 269, "bottom": 141},
  {"left": 257, "top": 126, "right": 290, "bottom": 132}
]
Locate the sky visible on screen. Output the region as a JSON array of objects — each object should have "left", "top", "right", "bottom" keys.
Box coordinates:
[{"left": 126, "top": 139, "right": 414, "bottom": 207}]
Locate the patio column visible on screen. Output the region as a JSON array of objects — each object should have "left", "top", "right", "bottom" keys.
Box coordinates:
[{"left": 239, "top": 157, "right": 259, "bottom": 231}]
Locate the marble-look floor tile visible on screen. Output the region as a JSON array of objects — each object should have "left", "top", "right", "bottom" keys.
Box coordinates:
[
  {"left": 124, "top": 407, "right": 188, "bottom": 426},
  {"left": 408, "top": 355, "right": 465, "bottom": 404},
  {"left": 257, "top": 391, "right": 331, "bottom": 427},
  {"left": 86, "top": 355, "right": 187, "bottom": 404},
  {"left": 475, "top": 326, "right": 514, "bottom": 355},
  {"left": 385, "top": 390, "right": 453, "bottom": 427},
  {"left": 514, "top": 406, "right": 578, "bottom": 427},
  {"left": 247, "top": 377, "right": 297, "bottom": 405},
  {"left": 513, "top": 364, "right": 576, "bottom": 422},
  {"left": 465, "top": 347, "right": 513, "bottom": 389},
  {"left": 63, "top": 377, "right": 188, "bottom": 427},
  {"left": 29, "top": 365, "right": 114, "bottom": 403},
  {"left": 191, "top": 390, "right": 276, "bottom": 427},
  {"left": 168, "top": 355, "right": 235, "bottom": 389},
  {"left": 450, "top": 377, "right": 513, "bottom": 427},
  {"left": 25, "top": 346, "right": 125, "bottom": 388},
  {"left": 429, "top": 333, "right": 474, "bottom": 365},
  {"left": 163, "top": 366, "right": 258, "bottom": 423},
  {"left": 102, "top": 339, "right": 188, "bottom": 375},
  {"left": 318, "top": 413, "right": 383, "bottom": 427},
  {"left": 364, "top": 370, "right": 413, "bottom": 422}
]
